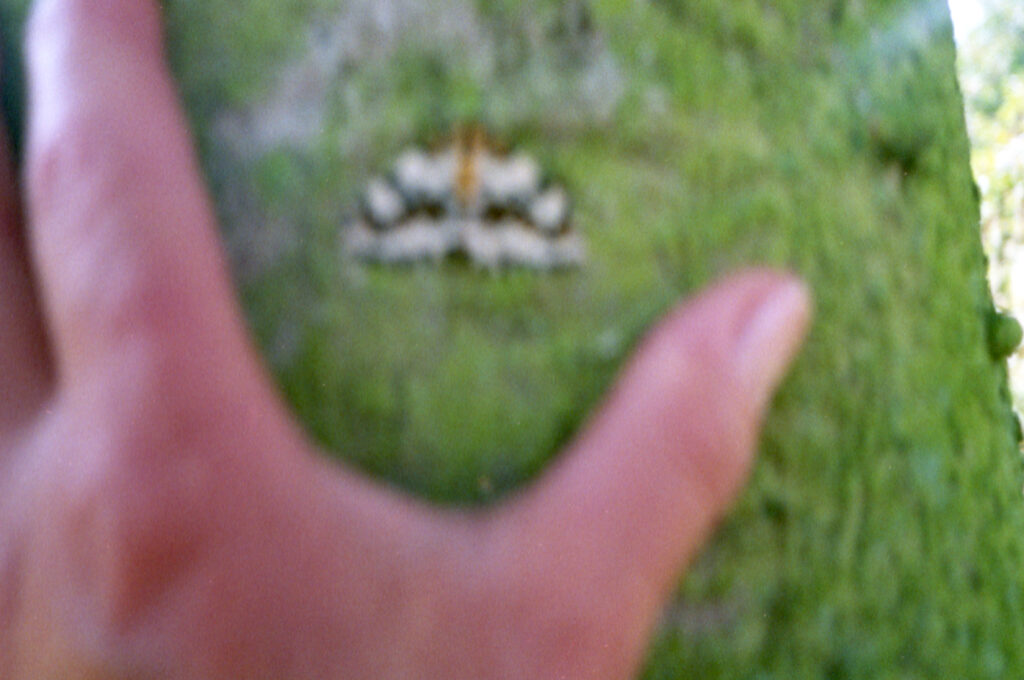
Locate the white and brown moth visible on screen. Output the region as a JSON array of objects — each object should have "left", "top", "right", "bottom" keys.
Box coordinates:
[{"left": 345, "top": 126, "right": 585, "bottom": 268}]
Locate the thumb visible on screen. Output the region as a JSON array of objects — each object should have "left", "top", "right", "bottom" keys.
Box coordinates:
[{"left": 489, "top": 269, "right": 811, "bottom": 672}]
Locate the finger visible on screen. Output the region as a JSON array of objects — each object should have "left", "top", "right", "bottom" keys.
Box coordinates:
[
  {"left": 0, "top": 108, "right": 51, "bottom": 432},
  {"left": 23, "top": 0, "right": 255, "bottom": 391},
  {"left": 491, "top": 270, "right": 811, "bottom": 671}
]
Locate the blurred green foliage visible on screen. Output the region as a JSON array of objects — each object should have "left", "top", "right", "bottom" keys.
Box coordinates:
[{"left": 958, "top": 0, "right": 1024, "bottom": 406}]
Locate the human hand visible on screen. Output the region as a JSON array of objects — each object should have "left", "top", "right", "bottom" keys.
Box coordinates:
[{"left": 0, "top": 1, "right": 811, "bottom": 677}]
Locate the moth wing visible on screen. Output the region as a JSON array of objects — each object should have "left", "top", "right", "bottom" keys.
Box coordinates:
[
  {"left": 394, "top": 149, "right": 457, "bottom": 205},
  {"left": 362, "top": 177, "right": 407, "bottom": 228},
  {"left": 479, "top": 153, "right": 541, "bottom": 207},
  {"left": 528, "top": 186, "right": 572, "bottom": 234}
]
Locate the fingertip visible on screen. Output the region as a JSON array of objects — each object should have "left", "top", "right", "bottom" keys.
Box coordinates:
[
  {"left": 731, "top": 273, "right": 813, "bottom": 416},
  {"left": 499, "top": 268, "right": 813, "bottom": 594}
]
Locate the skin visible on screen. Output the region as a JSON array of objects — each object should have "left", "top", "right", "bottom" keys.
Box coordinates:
[{"left": 0, "top": 0, "right": 811, "bottom": 677}]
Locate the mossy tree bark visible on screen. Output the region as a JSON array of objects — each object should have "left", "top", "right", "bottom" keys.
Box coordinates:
[{"left": 3, "top": 0, "right": 1023, "bottom": 676}]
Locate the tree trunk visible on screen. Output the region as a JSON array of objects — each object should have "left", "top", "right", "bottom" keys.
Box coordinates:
[{"left": 3, "top": 0, "right": 1023, "bottom": 676}]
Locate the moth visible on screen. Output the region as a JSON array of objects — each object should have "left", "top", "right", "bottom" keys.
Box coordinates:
[{"left": 346, "top": 126, "right": 585, "bottom": 269}]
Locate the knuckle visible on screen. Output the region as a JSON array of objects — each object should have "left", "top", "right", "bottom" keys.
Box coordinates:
[
  {"left": 27, "top": 124, "right": 187, "bottom": 364},
  {"left": 682, "top": 383, "right": 757, "bottom": 503},
  {"left": 27, "top": 115, "right": 132, "bottom": 220}
]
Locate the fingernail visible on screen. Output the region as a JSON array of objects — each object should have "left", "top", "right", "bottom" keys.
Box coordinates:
[{"left": 734, "top": 278, "right": 812, "bottom": 410}]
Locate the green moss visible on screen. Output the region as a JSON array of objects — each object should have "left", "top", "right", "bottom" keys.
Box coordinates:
[
  {"left": 987, "top": 309, "right": 1023, "bottom": 360},
  {"left": 4, "top": 0, "right": 1024, "bottom": 676}
]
